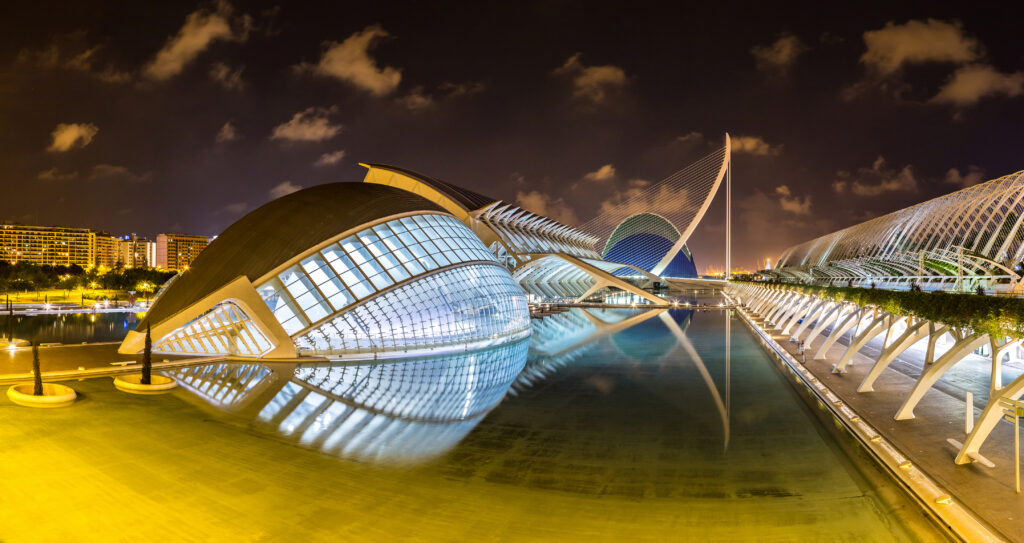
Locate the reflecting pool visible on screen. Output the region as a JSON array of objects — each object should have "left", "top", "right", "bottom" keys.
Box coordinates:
[
  {"left": 2, "top": 311, "right": 140, "bottom": 344},
  {"left": 0, "top": 308, "right": 945, "bottom": 541}
]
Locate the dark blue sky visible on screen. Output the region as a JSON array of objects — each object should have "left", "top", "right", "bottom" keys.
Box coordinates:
[{"left": 2, "top": 1, "right": 1023, "bottom": 270}]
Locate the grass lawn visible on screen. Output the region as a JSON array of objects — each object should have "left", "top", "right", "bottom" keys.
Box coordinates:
[{"left": 0, "top": 289, "right": 137, "bottom": 306}]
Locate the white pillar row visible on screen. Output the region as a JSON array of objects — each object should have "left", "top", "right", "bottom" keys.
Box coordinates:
[
  {"left": 857, "top": 319, "right": 932, "bottom": 392},
  {"left": 778, "top": 296, "right": 814, "bottom": 334},
  {"left": 894, "top": 331, "right": 989, "bottom": 420},
  {"left": 790, "top": 300, "right": 834, "bottom": 340},
  {"left": 833, "top": 311, "right": 895, "bottom": 374},
  {"left": 814, "top": 306, "right": 864, "bottom": 360},
  {"left": 804, "top": 303, "right": 851, "bottom": 348}
]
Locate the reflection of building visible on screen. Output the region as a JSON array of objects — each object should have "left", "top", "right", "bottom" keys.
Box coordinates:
[
  {"left": 773, "top": 169, "right": 1024, "bottom": 293},
  {"left": 156, "top": 233, "right": 210, "bottom": 271},
  {"left": 119, "top": 183, "right": 531, "bottom": 360},
  {"left": 171, "top": 340, "right": 529, "bottom": 464},
  {"left": 0, "top": 223, "right": 95, "bottom": 267}
]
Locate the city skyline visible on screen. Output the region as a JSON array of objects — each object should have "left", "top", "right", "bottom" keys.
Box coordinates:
[{"left": 2, "top": 1, "right": 1023, "bottom": 269}]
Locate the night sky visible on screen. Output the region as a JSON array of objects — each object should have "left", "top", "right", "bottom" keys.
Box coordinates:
[{"left": 3, "top": 1, "right": 1023, "bottom": 271}]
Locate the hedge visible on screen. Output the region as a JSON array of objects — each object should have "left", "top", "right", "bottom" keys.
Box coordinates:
[{"left": 732, "top": 280, "right": 1024, "bottom": 339}]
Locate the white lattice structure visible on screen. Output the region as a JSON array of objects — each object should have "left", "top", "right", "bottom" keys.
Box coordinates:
[{"left": 775, "top": 169, "right": 1024, "bottom": 293}]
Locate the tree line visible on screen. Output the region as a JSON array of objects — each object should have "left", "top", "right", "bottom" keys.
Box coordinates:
[{"left": 0, "top": 261, "right": 176, "bottom": 294}]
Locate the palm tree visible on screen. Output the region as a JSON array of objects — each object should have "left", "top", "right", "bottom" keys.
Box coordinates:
[
  {"left": 141, "top": 324, "right": 152, "bottom": 385},
  {"left": 32, "top": 343, "right": 42, "bottom": 396}
]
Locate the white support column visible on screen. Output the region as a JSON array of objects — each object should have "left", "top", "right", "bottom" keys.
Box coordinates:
[
  {"left": 814, "top": 307, "right": 863, "bottom": 360},
  {"left": 791, "top": 300, "right": 831, "bottom": 339},
  {"left": 894, "top": 332, "right": 989, "bottom": 420},
  {"left": 858, "top": 319, "right": 930, "bottom": 392},
  {"left": 834, "top": 311, "right": 892, "bottom": 373},
  {"left": 955, "top": 371, "right": 1024, "bottom": 464},
  {"left": 804, "top": 303, "right": 848, "bottom": 347}
]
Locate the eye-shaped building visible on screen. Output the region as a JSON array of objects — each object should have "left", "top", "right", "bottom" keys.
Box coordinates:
[{"left": 119, "top": 183, "right": 531, "bottom": 360}]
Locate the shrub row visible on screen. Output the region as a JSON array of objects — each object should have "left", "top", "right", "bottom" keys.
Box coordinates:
[{"left": 732, "top": 280, "right": 1024, "bottom": 339}]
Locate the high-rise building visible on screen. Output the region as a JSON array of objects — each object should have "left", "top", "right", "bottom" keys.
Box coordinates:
[
  {"left": 117, "top": 235, "right": 157, "bottom": 268},
  {"left": 93, "top": 233, "right": 121, "bottom": 269},
  {"left": 156, "top": 233, "right": 210, "bottom": 271},
  {"left": 0, "top": 223, "right": 95, "bottom": 267}
]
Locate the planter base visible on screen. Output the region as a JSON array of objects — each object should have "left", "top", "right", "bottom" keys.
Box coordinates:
[
  {"left": 114, "top": 374, "right": 177, "bottom": 394},
  {"left": 7, "top": 383, "right": 77, "bottom": 408}
]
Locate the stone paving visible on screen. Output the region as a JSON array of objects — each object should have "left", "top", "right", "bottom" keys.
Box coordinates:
[{"left": 753, "top": 311, "right": 1024, "bottom": 542}]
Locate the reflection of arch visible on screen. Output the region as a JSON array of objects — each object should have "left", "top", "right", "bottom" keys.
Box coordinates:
[
  {"left": 172, "top": 340, "right": 529, "bottom": 465},
  {"left": 513, "top": 254, "right": 665, "bottom": 304}
]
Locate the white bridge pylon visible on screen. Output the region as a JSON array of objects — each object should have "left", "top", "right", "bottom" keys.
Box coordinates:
[{"left": 578, "top": 134, "right": 732, "bottom": 278}]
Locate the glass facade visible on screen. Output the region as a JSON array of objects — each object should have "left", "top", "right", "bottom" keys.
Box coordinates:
[
  {"left": 153, "top": 301, "right": 273, "bottom": 357},
  {"left": 255, "top": 213, "right": 528, "bottom": 355},
  {"left": 297, "top": 264, "right": 529, "bottom": 355}
]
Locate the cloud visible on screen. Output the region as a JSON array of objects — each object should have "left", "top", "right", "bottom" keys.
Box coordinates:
[
  {"left": 439, "top": 80, "right": 485, "bottom": 98},
  {"left": 774, "top": 185, "right": 811, "bottom": 214},
  {"left": 17, "top": 32, "right": 131, "bottom": 83},
  {"left": 944, "top": 166, "right": 986, "bottom": 188},
  {"left": 751, "top": 34, "right": 807, "bottom": 74},
  {"left": 143, "top": 1, "right": 250, "bottom": 81},
  {"left": 221, "top": 202, "right": 248, "bottom": 214},
  {"left": 552, "top": 53, "right": 627, "bottom": 104},
  {"left": 314, "top": 150, "right": 345, "bottom": 166},
  {"left": 271, "top": 106, "right": 342, "bottom": 142},
  {"left": 89, "top": 164, "right": 148, "bottom": 182},
  {"left": 296, "top": 25, "right": 401, "bottom": 96},
  {"left": 583, "top": 164, "right": 616, "bottom": 182},
  {"left": 515, "top": 190, "right": 579, "bottom": 225},
  {"left": 860, "top": 19, "right": 981, "bottom": 75},
  {"left": 209, "top": 61, "right": 245, "bottom": 90},
  {"left": 832, "top": 156, "right": 917, "bottom": 197},
  {"left": 37, "top": 168, "right": 78, "bottom": 181},
  {"left": 269, "top": 181, "right": 302, "bottom": 199},
  {"left": 676, "top": 132, "right": 704, "bottom": 145},
  {"left": 930, "top": 64, "right": 1024, "bottom": 106},
  {"left": 396, "top": 86, "right": 433, "bottom": 110},
  {"left": 731, "top": 135, "right": 782, "bottom": 156},
  {"left": 47, "top": 123, "right": 98, "bottom": 152},
  {"left": 216, "top": 121, "right": 238, "bottom": 142}
]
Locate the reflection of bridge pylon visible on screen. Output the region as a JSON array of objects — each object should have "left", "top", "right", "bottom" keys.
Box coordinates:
[{"left": 658, "top": 311, "right": 731, "bottom": 450}]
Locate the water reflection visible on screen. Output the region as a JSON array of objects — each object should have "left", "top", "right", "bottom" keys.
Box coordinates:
[
  {"left": 4, "top": 311, "right": 140, "bottom": 344},
  {"left": 171, "top": 339, "right": 529, "bottom": 464},
  {"left": 524, "top": 307, "right": 731, "bottom": 448}
]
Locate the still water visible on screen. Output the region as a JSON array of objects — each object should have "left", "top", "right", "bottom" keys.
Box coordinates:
[
  {"left": 2, "top": 311, "right": 139, "bottom": 344},
  {"left": 0, "top": 308, "right": 945, "bottom": 541}
]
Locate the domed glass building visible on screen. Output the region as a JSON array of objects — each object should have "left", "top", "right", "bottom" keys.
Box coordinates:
[
  {"left": 118, "top": 183, "right": 531, "bottom": 360},
  {"left": 601, "top": 213, "right": 698, "bottom": 278}
]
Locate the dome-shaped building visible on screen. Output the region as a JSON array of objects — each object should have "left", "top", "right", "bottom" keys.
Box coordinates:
[
  {"left": 119, "top": 183, "right": 531, "bottom": 360},
  {"left": 601, "top": 213, "right": 698, "bottom": 278}
]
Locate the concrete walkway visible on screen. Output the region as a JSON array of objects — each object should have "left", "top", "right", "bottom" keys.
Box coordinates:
[{"left": 750, "top": 308, "right": 1024, "bottom": 542}]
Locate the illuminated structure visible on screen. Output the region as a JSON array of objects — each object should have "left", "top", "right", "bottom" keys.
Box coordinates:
[
  {"left": 117, "top": 234, "right": 157, "bottom": 268},
  {"left": 93, "top": 232, "right": 121, "bottom": 268},
  {"left": 170, "top": 340, "right": 528, "bottom": 464},
  {"left": 774, "top": 169, "right": 1024, "bottom": 293},
  {"left": 156, "top": 233, "right": 211, "bottom": 271},
  {"left": 118, "top": 183, "right": 531, "bottom": 360},
  {"left": 0, "top": 223, "right": 95, "bottom": 266},
  {"left": 361, "top": 139, "right": 730, "bottom": 303}
]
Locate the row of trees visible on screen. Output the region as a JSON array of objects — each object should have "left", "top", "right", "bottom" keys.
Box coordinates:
[{"left": 0, "top": 261, "right": 176, "bottom": 294}]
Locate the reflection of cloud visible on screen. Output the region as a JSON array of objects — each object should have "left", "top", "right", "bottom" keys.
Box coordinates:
[
  {"left": 552, "top": 53, "right": 627, "bottom": 104},
  {"left": 832, "top": 156, "right": 917, "bottom": 197},
  {"left": 515, "top": 190, "right": 578, "bottom": 225},
  {"left": 296, "top": 25, "right": 401, "bottom": 96}
]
